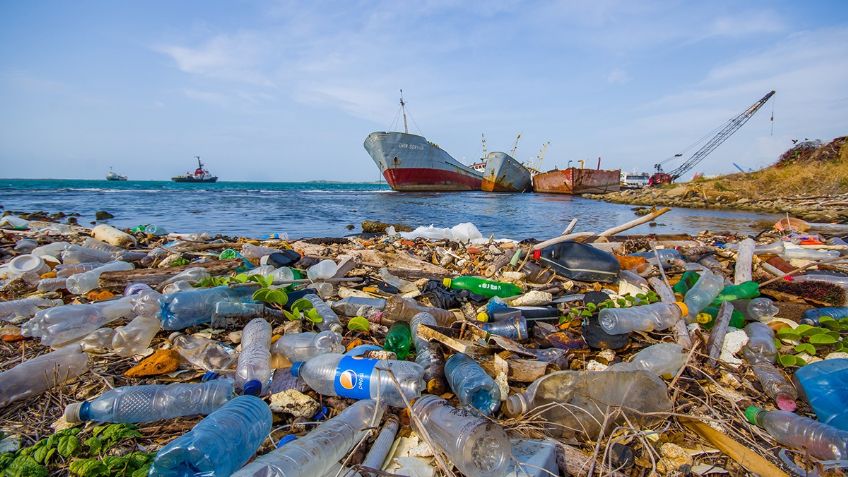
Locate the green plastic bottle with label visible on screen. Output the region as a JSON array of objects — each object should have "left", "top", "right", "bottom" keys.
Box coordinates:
[
  {"left": 442, "top": 276, "right": 522, "bottom": 298},
  {"left": 384, "top": 322, "right": 412, "bottom": 359}
]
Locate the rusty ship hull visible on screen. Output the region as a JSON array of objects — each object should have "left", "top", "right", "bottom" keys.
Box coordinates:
[
  {"left": 532, "top": 168, "right": 621, "bottom": 194},
  {"left": 481, "top": 152, "right": 532, "bottom": 192}
]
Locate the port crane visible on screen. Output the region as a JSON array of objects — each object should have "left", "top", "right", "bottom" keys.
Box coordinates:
[
  {"left": 510, "top": 133, "right": 522, "bottom": 156},
  {"left": 648, "top": 90, "right": 775, "bottom": 186}
]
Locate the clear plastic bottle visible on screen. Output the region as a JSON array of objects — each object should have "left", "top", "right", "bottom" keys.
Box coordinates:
[
  {"left": 161, "top": 267, "right": 211, "bottom": 287},
  {"left": 61, "top": 244, "right": 115, "bottom": 264},
  {"left": 444, "top": 353, "right": 500, "bottom": 415},
  {"left": 159, "top": 286, "right": 258, "bottom": 330},
  {"left": 81, "top": 237, "right": 124, "bottom": 254},
  {"left": 379, "top": 268, "right": 417, "bottom": 293},
  {"left": 111, "top": 315, "right": 161, "bottom": 357},
  {"left": 66, "top": 261, "right": 134, "bottom": 294},
  {"left": 410, "top": 312, "right": 447, "bottom": 393},
  {"left": 55, "top": 262, "right": 102, "bottom": 277},
  {"left": 236, "top": 318, "right": 273, "bottom": 395},
  {"left": 31, "top": 241, "right": 70, "bottom": 258},
  {"left": 331, "top": 297, "right": 387, "bottom": 317},
  {"left": 241, "top": 243, "right": 281, "bottom": 260},
  {"left": 171, "top": 333, "right": 237, "bottom": 371},
  {"left": 306, "top": 260, "right": 338, "bottom": 281},
  {"left": 271, "top": 331, "right": 344, "bottom": 363},
  {"left": 794, "top": 359, "right": 848, "bottom": 431},
  {"left": 37, "top": 277, "right": 68, "bottom": 292},
  {"left": 481, "top": 315, "right": 528, "bottom": 341},
  {"left": 411, "top": 395, "right": 512, "bottom": 477},
  {"left": 362, "top": 415, "right": 399, "bottom": 471},
  {"left": 0, "top": 346, "right": 89, "bottom": 407},
  {"left": 746, "top": 297, "right": 779, "bottom": 322},
  {"left": 745, "top": 406, "right": 848, "bottom": 460},
  {"left": 383, "top": 296, "right": 455, "bottom": 326},
  {"left": 608, "top": 343, "right": 687, "bottom": 379},
  {"left": 781, "top": 247, "right": 841, "bottom": 261},
  {"left": 149, "top": 395, "right": 272, "bottom": 476},
  {"left": 211, "top": 302, "right": 265, "bottom": 328},
  {"left": 232, "top": 399, "right": 383, "bottom": 477},
  {"left": 744, "top": 323, "right": 798, "bottom": 411},
  {"left": 64, "top": 379, "right": 234, "bottom": 423},
  {"left": 598, "top": 302, "right": 688, "bottom": 335},
  {"left": 734, "top": 238, "right": 755, "bottom": 284},
  {"left": 300, "top": 294, "right": 343, "bottom": 334},
  {"left": 23, "top": 297, "right": 136, "bottom": 347},
  {"left": 269, "top": 267, "right": 295, "bottom": 284},
  {"left": 0, "top": 297, "right": 63, "bottom": 322},
  {"left": 683, "top": 270, "right": 725, "bottom": 320},
  {"left": 292, "top": 353, "right": 424, "bottom": 408}
]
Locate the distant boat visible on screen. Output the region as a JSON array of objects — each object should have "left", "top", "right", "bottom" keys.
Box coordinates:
[
  {"left": 533, "top": 159, "right": 620, "bottom": 195},
  {"left": 105, "top": 168, "right": 128, "bottom": 181},
  {"left": 172, "top": 156, "right": 218, "bottom": 183},
  {"left": 481, "top": 152, "right": 532, "bottom": 192}
]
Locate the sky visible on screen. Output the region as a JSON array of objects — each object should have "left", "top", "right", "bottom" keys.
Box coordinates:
[{"left": 1, "top": 0, "right": 847, "bottom": 181}]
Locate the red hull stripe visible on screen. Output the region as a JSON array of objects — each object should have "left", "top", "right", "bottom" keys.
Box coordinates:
[{"left": 384, "top": 168, "right": 482, "bottom": 191}]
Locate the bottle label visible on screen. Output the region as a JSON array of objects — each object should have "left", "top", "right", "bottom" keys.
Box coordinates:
[{"left": 334, "top": 356, "right": 377, "bottom": 400}]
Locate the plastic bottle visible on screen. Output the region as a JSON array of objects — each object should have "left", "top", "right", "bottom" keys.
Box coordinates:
[
  {"left": 269, "top": 266, "right": 295, "bottom": 284},
  {"left": 598, "top": 302, "right": 688, "bottom": 335},
  {"left": 379, "top": 268, "right": 417, "bottom": 293},
  {"left": 272, "top": 331, "right": 344, "bottom": 364},
  {"left": 211, "top": 302, "right": 265, "bottom": 328},
  {"left": 443, "top": 276, "right": 522, "bottom": 298},
  {"left": 794, "top": 359, "right": 848, "bottom": 431},
  {"left": 713, "top": 281, "right": 760, "bottom": 305},
  {"left": 61, "top": 244, "right": 115, "bottom": 264},
  {"left": 383, "top": 322, "right": 412, "bottom": 359},
  {"left": 683, "top": 270, "right": 725, "bottom": 320},
  {"left": 159, "top": 286, "right": 258, "bottom": 330},
  {"left": 161, "top": 267, "right": 211, "bottom": 287},
  {"left": 444, "top": 353, "right": 500, "bottom": 415},
  {"left": 299, "top": 294, "right": 343, "bottom": 334},
  {"left": 504, "top": 369, "right": 672, "bottom": 439},
  {"left": 481, "top": 315, "right": 528, "bottom": 341},
  {"left": 306, "top": 260, "right": 338, "bottom": 281},
  {"left": 0, "top": 346, "right": 89, "bottom": 407},
  {"left": 332, "top": 297, "right": 387, "bottom": 316},
  {"left": 630, "top": 249, "right": 684, "bottom": 270},
  {"left": 7, "top": 254, "right": 48, "bottom": 282},
  {"left": 149, "top": 395, "right": 272, "bottom": 476},
  {"left": 411, "top": 395, "right": 512, "bottom": 477},
  {"left": 742, "top": 323, "right": 798, "bottom": 411},
  {"left": 746, "top": 297, "right": 779, "bottom": 322},
  {"left": 362, "top": 414, "right": 399, "bottom": 471},
  {"left": 801, "top": 307, "right": 848, "bottom": 325},
  {"left": 383, "top": 296, "right": 455, "bottom": 326},
  {"left": 780, "top": 247, "right": 841, "bottom": 261},
  {"left": 745, "top": 406, "right": 848, "bottom": 460},
  {"left": 64, "top": 379, "right": 234, "bottom": 423},
  {"left": 236, "top": 318, "right": 273, "bottom": 395},
  {"left": 171, "top": 333, "right": 237, "bottom": 371},
  {"left": 31, "top": 241, "right": 70, "bottom": 258},
  {"left": 37, "top": 277, "right": 67, "bottom": 292},
  {"left": 54, "top": 262, "right": 101, "bottom": 277},
  {"left": 241, "top": 243, "right": 281, "bottom": 260},
  {"left": 292, "top": 353, "right": 424, "bottom": 408},
  {"left": 66, "top": 261, "right": 134, "bottom": 294},
  {"left": 23, "top": 297, "right": 136, "bottom": 347},
  {"left": 0, "top": 297, "right": 64, "bottom": 322},
  {"left": 232, "top": 399, "right": 383, "bottom": 477},
  {"left": 410, "top": 312, "right": 448, "bottom": 393},
  {"left": 110, "top": 315, "right": 161, "bottom": 357},
  {"left": 607, "top": 343, "right": 687, "bottom": 379}
]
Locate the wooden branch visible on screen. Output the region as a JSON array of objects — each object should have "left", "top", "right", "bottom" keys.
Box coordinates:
[
  {"left": 531, "top": 232, "right": 595, "bottom": 251},
  {"left": 597, "top": 207, "right": 671, "bottom": 237},
  {"left": 99, "top": 259, "right": 241, "bottom": 288},
  {"left": 682, "top": 419, "right": 789, "bottom": 477},
  {"left": 707, "top": 302, "right": 733, "bottom": 367}
]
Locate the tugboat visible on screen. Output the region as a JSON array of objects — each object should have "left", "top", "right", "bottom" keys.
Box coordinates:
[
  {"left": 172, "top": 156, "right": 218, "bottom": 183},
  {"left": 105, "top": 168, "right": 128, "bottom": 181}
]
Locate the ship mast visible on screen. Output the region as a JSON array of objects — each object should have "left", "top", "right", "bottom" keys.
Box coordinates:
[
  {"left": 195, "top": 156, "right": 202, "bottom": 169},
  {"left": 481, "top": 134, "right": 487, "bottom": 158},
  {"left": 510, "top": 133, "right": 522, "bottom": 156},
  {"left": 399, "top": 89, "right": 409, "bottom": 134}
]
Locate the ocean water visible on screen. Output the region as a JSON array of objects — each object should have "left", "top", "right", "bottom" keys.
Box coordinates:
[{"left": 0, "top": 179, "right": 781, "bottom": 239}]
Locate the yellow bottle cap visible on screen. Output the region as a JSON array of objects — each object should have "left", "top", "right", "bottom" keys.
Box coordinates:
[
  {"left": 442, "top": 278, "right": 452, "bottom": 288},
  {"left": 696, "top": 313, "right": 712, "bottom": 324},
  {"left": 476, "top": 312, "right": 489, "bottom": 322},
  {"left": 674, "top": 301, "right": 689, "bottom": 317}
]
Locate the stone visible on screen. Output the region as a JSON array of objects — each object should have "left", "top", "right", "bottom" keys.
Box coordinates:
[
  {"left": 95, "top": 210, "right": 114, "bottom": 220},
  {"left": 269, "top": 389, "right": 320, "bottom": 418},
  {"left": 657, "top": 442, "right": 693, "bottom": 474}
]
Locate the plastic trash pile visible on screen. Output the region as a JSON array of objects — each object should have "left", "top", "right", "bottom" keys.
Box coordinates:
[{"left": 1, "top": 212, "right": 847, "bottom": 477}]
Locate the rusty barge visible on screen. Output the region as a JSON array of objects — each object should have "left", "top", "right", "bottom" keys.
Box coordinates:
[{"left": 532, "top": 159, "right": 620, "bottom": 195}]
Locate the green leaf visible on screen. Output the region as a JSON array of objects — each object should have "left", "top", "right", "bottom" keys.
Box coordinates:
[
  {"left": 809, "top": 334, "right": 838, "bottom": 345},
  {"left": 84, "top": 437, "right": 102, "bottom": 455},
  {"left": 584, "top": 302, "right": 597, "bottom": 311},
  {"left": 793, "top": 354, "right": 808, "bottom": 366},
  {"left": 822, "top": 319, "right": 842, "bottom": 331},
  {"left": 793, "top": 324, "right": 813, "bottom": 335},
  {"left": 290, "top": 298, "right": 313, "bottom": 314},
  {"left": 233, "top": 273, "right": 249, "bottom": 284},
  {"left": 799, "top": 326, "right": 828, "bottom": 337},
  {"left": 794, "top": 343, "right": 816, "bottom": 355},
  {"left": 778, "top": 354, "right": 799, "bottom": 367},
  {"left": 252, "top": 288, "right": 270, "bottom": 302},
  {"left": 304, "top": 308, "right": 323, "bottom": 324},
  {"left": 57, "top": 435, "right": 80, "bottom": 458},
  {"left": 32, "top": 445, "right": 50, "bottom": 464},
  {"left": 265, "top": 289, "right": 288, "bottom": 306},
  {"left": 5, "top": 455, "right": 47, "bottom": 477},
  {"left": 69, "top": 458, "right": 108, "bottom": 477},
  {"left": 348, "top": 316, "right": 370, "bottom": 331},
  {"left": 131, "top": 465, "right": 151, "bottom": 477},
  {"left": 778, "top": 332, "right": 801, "bottom": 342},
  {"left": 282, "top": 310, "right": 299, "bottom": 321}
]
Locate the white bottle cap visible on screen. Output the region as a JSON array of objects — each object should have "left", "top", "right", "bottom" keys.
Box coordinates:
[{"left": 8, "top": 254, "right": 46, "bottom": 276}]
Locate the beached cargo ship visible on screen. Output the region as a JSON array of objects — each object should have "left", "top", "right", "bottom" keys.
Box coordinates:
[
  {"left": 364, "top": 94, "right": 482, "bottom": 191},
  {"left": 533, "top": 167, "right": 621, "bottom": 194},
  {"left": 481, "top": 152, "right": 532, "bottom": 192}
]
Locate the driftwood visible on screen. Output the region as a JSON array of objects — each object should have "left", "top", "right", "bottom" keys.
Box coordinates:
[
  {"left": 597, "top": 207, "right": 672, "bottom": 237},
  {"left": 171, "top": 241, "right": 242, "bottom": 252},
  {"left": 532, "top": 207, "right": 671, "bottom": 251},
  {"left": 682, "top": 419, "right": 789, "bottom": 477},
  {"left": 98, "top": 259, "right": 242, "bottom": 288}
]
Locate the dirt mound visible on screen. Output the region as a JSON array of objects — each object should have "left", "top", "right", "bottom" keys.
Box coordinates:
[{"left": 776, "top": 136, "right": 847, "bottom": 167}]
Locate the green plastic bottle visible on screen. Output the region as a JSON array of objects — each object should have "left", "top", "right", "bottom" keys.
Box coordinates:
[
  {"left": 384, "top": 322, "right": 412, "bottom": 359},
  {"left": 442, "top": 276, "right": 522, "bottom": 298},
  {"left": 713, "top": 281, "right": 760, "bottom": 305},
  {"left": 700, "top": 305, "right": 746, "bottom": 329},
  {"left": 672, "top": 270, "right": 701, "bottom": 295}
]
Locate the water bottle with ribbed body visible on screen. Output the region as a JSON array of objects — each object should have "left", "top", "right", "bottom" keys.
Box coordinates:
[
  {"left": 683, "top": 270, "right": 725, "bottom": 320},
  {"left": 299, "top": 294, "right": 343, "bottom": 333},
  {"left": 66, "top": 261, "right": 134, "bottom": 294},
  {"left": 271, "top": 331, "right": 344, "bottom": 363},
  {"left": 232, "top": 399, "right": 383, "bottom": 477},
  {"left": 598, "top": 302, "right": 687, "bottom": 335},
  {"left": 37, "top": 277, "right": 67, "bottom": 292},
  {"left": 292, "top": 353, "right": 423, "bottom": 408},
  {"left": 236, "top": 318, "right": 273, "bottom": 395},
  {"left": 149, "top": 395, "right": 272, "bottom": 476},
  {"left": 0, "top": 346, "right": 89, "bottom": 407},
  {"left": 159, "top": 286, "right": 258, "bottom": 330},
  {"left": 794, "top": 359, "right": 848, "bottom": 431},
  {"left": 64, "top": 379, "right": 234, "bottom": 423},
  {"left": 23, "top": 297, "right": 136, "bottom": 347},
  {"left": 745, "top": 406, "right": 848, "bottom": 460},
  {"left": 411, "top": 395, "right": 512, "bottom": 477},
  {"left": 444, "top": 353, "right": 500, "bottom": 415}
]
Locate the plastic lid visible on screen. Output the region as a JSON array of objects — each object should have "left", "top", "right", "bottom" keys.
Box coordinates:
[
  {"left": 744, "top": 405, "right": 762, "bottom": 425},
  {"left": 532, "top": 249, "right": 541, "bottom": 260},
  {"left": 63, "top": 402, "right": 84, "bottom": 423},
  {"left": 201, "top": 371, "right": 220, "bottom": 382},
  {"left": 276, "top": 434, "right": 298, "bottom": 448},
  {"left": 9, "top": 254, "right": 44, "bottom": 275},
  {"left": 290, "top": 362, "right": 304, "bottom": 377},
  {"left": 674, "top": 301, "right": 689, "bottom": 317},
  {"left": 476, "top": 312, "right": 489, "bottom": 322},
  {"left": 442, "top": 278, "right": 452, "bottom": 288},
  {"left": 242, "top": 380, "right": 262, "bottom": 396}
]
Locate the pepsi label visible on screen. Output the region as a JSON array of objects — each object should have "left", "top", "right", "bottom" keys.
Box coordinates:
[{"left": 334, "top": 356, "right": 377, "bottom": 400}]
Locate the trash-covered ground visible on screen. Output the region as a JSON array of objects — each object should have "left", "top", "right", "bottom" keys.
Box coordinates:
[{"left": 1, "top": 210, "right": 847, "bottom": 477}]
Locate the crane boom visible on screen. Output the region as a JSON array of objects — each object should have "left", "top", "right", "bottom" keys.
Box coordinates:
[{"left": 649, "top": 90, "right": 775, "bottom": 186}]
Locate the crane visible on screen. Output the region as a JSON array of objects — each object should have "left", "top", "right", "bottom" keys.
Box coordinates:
[
  {"left": 648, "top": 90, "right": 775, "bottom": 186},
  {"left": 525, "top": 141, "right": 550, "bottom": 175},
  {"left": 510, "top": 133, "right": 522, "bottom": 157}
]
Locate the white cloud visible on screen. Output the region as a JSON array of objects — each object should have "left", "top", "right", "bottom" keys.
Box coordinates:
[
  {"left": 607, "top": 68, "right": 630, "bottom": 84},
  {"left": 154, "top": 33, "right": 274, "bottom": 86}
]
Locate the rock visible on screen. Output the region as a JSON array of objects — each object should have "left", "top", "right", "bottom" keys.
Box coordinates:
[
  {"left": 95, "top": 210, "right": 114, "bottom": 220},
  {"left": 361, "top": 220, "right": 413, "bottom": 233},
  {"left": 269, "top": 389, "right": 320, "bottom": 417},
  {"left": 657, "top": 442, "right": 693, "bottom": 474}
]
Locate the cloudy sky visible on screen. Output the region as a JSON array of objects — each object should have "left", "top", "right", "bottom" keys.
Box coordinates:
[{"left": 1, "top": 0, "right": 847, "bottom": 181}]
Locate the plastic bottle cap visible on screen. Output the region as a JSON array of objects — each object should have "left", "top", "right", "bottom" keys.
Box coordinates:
[
  {"left": 442, "top": 278, "right": 452, "bottom": 288},
  {"left": 532, "top": 249, "right": 541, "bottom": 260},
  {"left": 201, "top": 371, "right": 220, "bottom": 382},
  {"left": 290, "top": 362, "right": 304, "bottom": 377},
  {"left": 674, "top": 302, "right": 689, "bottom": 317},
  {"left": 744, "top": 405, "right": 762, "bottom": 425},
  {"left": 276, "top": 434, "right": 298, "bottom": 448},
  {"left": 242, "top": 380, "right": 262, "bottom": 396},
  {"left": 9, "top": 254, "right": 45, "bottom": 275},
  {"left": 476, "top": 312, "right": 489, "bottom": 322},
  {"left": 63, "top": 402, "right": 84, "bottom": 423}
]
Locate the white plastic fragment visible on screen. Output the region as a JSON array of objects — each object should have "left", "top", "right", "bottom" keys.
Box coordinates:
[
  {"left": 508, "top": 291, "right": 551, "bottom": 307},
  {"left": 718, "top": 329, "right": 748, "bottom": 365}
]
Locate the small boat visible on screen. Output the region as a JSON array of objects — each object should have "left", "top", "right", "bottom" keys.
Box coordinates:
[
  {"left": 533, "top": 159, "right": 620, "bottom": 195},
  {"left": 481, "top": 152, "right": 532, "bottom": 192},
  {"left": 621, "top": 171, "right": 651, "bottom": 189},
  {"left": 172, "top": 156, "right": 218, "bottom": 183},
  {"left": 105, "top": 168, "right": 128, "bottom": 181}
]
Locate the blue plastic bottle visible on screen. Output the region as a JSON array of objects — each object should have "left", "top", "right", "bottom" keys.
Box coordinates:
[
  {"left": 148, "top": 395, "right": 271, "bottom": 476},
  {"left": 444, "top": 352, "right": 501, "bottom": 415},
  {"left": 159, "top": 286, "right": 257, "bottom": 330},
  {"left": 800, "top": 307, "right": 848, "bottom": 325},
  {"left": 794, "top": 358, "right": 848, "bottom": 431}
]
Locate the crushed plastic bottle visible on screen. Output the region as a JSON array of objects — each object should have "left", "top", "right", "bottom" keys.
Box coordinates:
[
  {"left": 383, "top": 322, "right": 412, "bottom": 359},
  {"left": 412, "top": 394, "right": 512, "bottom": 477},
  {"left": 332, "top": 297, "right": 387, "bottom": 317},
  {"left": 241, "top": 243, "right": 281, "bottom": 260},
  {"left": 66, "top": 261, "right": 134, "bottom": 294},
  {"left": 443, "top": 276, "right": 523, "bottom": 298},
  {"left": 379, "top": 268, "right": 417, "bottom": 293},
  {"left": 607, "top": 343, "right": 687, "bottom": 379},
  {"left": 383, "top": 296, "right": 455, "bottom": 326},
  {"left": 0, "top": 346, "right": 89, "bottom": 407},
  {"left": 745, "top": 406, "right": 848, "bottom": 460},
  {"left": 80, "top": 315, "right": 161, "bottom": 356},
  {"left": 481, "top": 315, "right": 528, "bottom": 341},
  {"left": 271, "top": 330, "right": 344, "bottom": 363},
  {"left": 149, "top": 395, "right": 272, "bottom": 476},
  {"left": 161, "top": 267, "right": 211, "bottom": 288},
  {"left": 742, "top": 322, "right": 798, "bottom": 411},
  {"left": 235, "top": 318, "right": 273, "bottom": 395},
  {"left": 64, "top": 379, "right": 234, "bottom": 423},
  {"left": 292, "top": 353, "right": 424, "bottom": 408},
  {"left": 23, "top": 296, "right": 137, "bottom": 347},
  {"left": 232, "top": 399, "right": 384, "bottom": 477},
  {"left": 159, "top": 285, "right": 257, "bottom": 330},
  {"left": 0, "top": 297, "right": 64, "bottom": 322},
  {"left": 794, "top": 358, "right": 848, "bottom": 431},
  {"left": 683, "top": 270, "right": 725, "bottom": 320},
  {"left": 598, "top": 302, "right": 688, "bottom": 335},
  {"left": 306, "top": 259, "right": 338, "bottom": 281},
  {"left": 171, "top": 333, "right": 237, "bottom": 371},
  {"left": 410, "top": 312, "right": 447, "bottom": 393},
  {"left": 746, "top": 297, "right": 779, "bottom": 322},
  {"left": 444, "top": 352, "right": 501, "bottom": 415},
  {"left": 298, "top": 294, "right": 343, "bottom": 334}
]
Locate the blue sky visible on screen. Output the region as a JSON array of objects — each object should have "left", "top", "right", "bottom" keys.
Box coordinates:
[{"left": 1, "top": 0, "right": 847, "bottom": 181}]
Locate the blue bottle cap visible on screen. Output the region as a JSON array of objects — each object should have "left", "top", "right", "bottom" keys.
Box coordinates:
[
  {"left": 290, "top": 362, "right": 304, "bottom": 377},
  {"left": 201, "top": 371, "right": 220, "bottom": 382},
  {"left": 79, "top": 401, "right": 92, "bottom": 421},
  {"left": 276, "top": 434, "right": 297, "bottom": 448},
  {"left": 312, "top": 406, "right": 328, "bottom": 421},
  {"left": 242, "top": 380, "right": 262, "bottom": 396}
]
